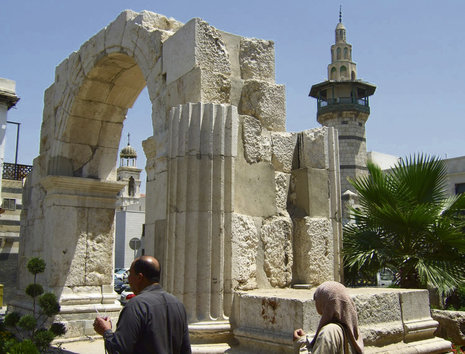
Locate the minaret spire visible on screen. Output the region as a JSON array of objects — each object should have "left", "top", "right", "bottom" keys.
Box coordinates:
[
  {"left": 339, "top": 5, "right": 342, "bottom": 23},
  {"left": 127, "top": 132, "right": 130, "bottom": 146}
]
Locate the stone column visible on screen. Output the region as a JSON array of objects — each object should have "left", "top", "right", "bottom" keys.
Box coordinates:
[
  {"left": 164, "top": 103, "right": 237, "bottom": 337},
  {"left": 0, "top": 78, "right": 19, "bottom": 201},
  {"left": 12, "top": 176, "right": 125, "bottom": 338}
]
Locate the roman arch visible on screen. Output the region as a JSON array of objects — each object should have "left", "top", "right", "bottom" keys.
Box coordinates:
[{"left": 14, "top": 10, "right": 343, "bottom": 341}]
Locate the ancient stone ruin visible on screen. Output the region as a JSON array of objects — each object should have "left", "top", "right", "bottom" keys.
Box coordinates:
[{"left": 12, "top": 10, "right": 451, "bottom": 353}]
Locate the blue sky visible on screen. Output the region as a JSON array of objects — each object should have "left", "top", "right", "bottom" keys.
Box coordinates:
[{"left": 1, "top": 1, "right": 464, "bottom": 191}]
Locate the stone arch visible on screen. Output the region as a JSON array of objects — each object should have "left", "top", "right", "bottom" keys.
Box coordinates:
[
  {"left": 43, "top": 10, "right": 182, "bottom": 181},
  {"left": 15, "top": 11, "right": 346, "bottom": 347},
  {"left": 17, "top": 9, "right": 294, "bottom": 336}
]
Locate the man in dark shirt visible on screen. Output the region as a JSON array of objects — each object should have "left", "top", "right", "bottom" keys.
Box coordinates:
[{"left": 94, "top": 256, "right": 191, "bottom": 353}]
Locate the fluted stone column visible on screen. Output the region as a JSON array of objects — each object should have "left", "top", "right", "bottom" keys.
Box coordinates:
[{"left": 164, "top": 103, "right": 238, "bottom": 325}]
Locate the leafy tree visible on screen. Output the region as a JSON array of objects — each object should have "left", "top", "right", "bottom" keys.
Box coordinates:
[
  {"left": 2, "top": 257, "right": 66, "bottom": 352},
  {"left": 343, "top": 155, "right": 465, "bottom": 296}
]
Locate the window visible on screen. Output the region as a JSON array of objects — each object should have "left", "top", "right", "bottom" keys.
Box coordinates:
[
  {"left": 128, "top": 176, "right": 135, "bottom": 196},
  {"left": 330, "top": 67, "right": 337, "bottom": 80},
  {"left": 344, "top": 47, "right": 348, "bottom": 59},
  {"left": 3, "top": 198, "right": 16, "bottom": 211},
  {"left": 336, "top": 48, "right": 341, "bottom": 60},
  {"left": 340, "top": 66, "right": 347, "bottom": 79}
]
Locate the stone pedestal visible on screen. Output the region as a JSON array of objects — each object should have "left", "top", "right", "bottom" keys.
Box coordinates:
[
  {"left": 12, "top": 176, "right": 124, "bottom": 338},
  {"left": 231, "top": 288, "right": 452, "bottom": 354}
]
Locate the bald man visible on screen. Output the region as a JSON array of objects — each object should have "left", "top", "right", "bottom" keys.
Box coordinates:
[{"left": 94, "top": 256, "right": 191, "bottom": 353}]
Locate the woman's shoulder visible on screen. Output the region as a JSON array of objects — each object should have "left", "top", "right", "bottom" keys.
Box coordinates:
[{"left": 320, "top": 322, "right": 345, "bottom": 334}]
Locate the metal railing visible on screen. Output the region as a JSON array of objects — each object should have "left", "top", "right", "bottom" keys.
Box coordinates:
[
  {"left": 2, "top": 162, "right": 33, "bottom": 180},
  {"left": 317, "top": 96, "right": 370, "bottom": 114}
]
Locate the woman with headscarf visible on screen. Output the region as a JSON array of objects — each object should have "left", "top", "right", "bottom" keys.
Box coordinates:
[{"left": 293, "top": 281, "right": 364, "bottom": 353}]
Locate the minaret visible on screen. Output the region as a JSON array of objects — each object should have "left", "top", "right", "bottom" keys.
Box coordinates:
[
  {"left": 117, "top": 133, "right": 142, "bottom": 208},
  {"left": 309, "top": 9, "right": 376, "bottom": 195}
]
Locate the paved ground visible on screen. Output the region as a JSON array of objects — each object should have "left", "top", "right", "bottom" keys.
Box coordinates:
[{"left": 52, "top": 338, "right": 106, "bottom": 353}]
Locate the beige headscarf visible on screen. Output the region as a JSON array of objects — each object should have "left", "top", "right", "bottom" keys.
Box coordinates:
[{"left": 310, "top": 281, "right": 364, "bottom": 353}]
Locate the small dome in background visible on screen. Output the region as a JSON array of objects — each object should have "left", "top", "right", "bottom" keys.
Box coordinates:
[{"left": 120, "top": 144, "right": 137, "bottom": 159}]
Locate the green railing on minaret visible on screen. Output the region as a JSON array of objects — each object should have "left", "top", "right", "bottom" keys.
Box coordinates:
[{"left": 317, "top": 96, "right": 370, "bottom": 115}]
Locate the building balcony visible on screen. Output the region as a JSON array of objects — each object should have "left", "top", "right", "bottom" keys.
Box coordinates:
[
  {"left": 317, "top": 96, "right": 370, "bottom": 115},
  {"left": 2, "top": 162, "right": 33, "bottom": 181}
]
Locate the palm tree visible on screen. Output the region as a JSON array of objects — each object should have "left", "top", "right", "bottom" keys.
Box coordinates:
[{"left": 343, "top": 155, "right": 465, "bottom": 295}]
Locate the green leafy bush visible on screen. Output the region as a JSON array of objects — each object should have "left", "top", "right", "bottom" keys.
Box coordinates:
[
  {"left": 38, "top": 293, "right": 60, "bottom": 317},
  {"left": 3, "top": 257, "right": 66, "bottom": 353},
  {"left": 17, "top": 314, "right": 37, "bottom": 331},
  {"left": 26, "top": 283, "right": 44, "bottom": 298},
  {"left": 27, "top": 257, "right": 46, "bottom": 275}
]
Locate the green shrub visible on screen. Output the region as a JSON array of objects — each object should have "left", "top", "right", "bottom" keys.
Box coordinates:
[
  {"left": 27, "top": 258, "right": 46, "bottom": 275},
  {"left": 38, "top": 292, "right": 60, "bottom": 317},
  {"left": 26, "top": 283, "right": 44, "bottom": 298},
  {"left": 17, "top": 314, "right": 37, "bottom": 331},
  {"left": 3, "top": 257, "right": 66, "bottom": 353},
  {"left": 4, "top": 312, "right": 21, "bottom": 327}
]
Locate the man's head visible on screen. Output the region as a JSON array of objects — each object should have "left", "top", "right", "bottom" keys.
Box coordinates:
[{"left": 128, "top": 256, "right": 161, "bottom": 295}]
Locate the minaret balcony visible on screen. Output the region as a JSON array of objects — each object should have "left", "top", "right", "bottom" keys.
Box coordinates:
[{"left": 317, "top": 97, "right": 370, "bottom": 115}]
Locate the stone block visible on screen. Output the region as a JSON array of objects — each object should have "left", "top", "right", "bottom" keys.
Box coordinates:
[
  {"left": 70, "top": 99, "right": 126, "bottom": 123},
  {"left": 80, "top": 146, "right": 118, "bottom": 179},
  {"left": 40, "top": 87, "right": 56, "bottom": 154},
  {"left": 163, "top": 18, "right": 231, "bottom": 85},
  {"left": 134, "top": 10, "right": 183, "bottom": 32},
  {"left": 231, "top": 213, "right": 259, "bottom": 290},
  {"left": 53, "top": 59, "right": 69, "bottom": 107},
  {"left": 240, "top": 37, "right": 275, "bottom": 82},
  {"left": 239, "top": 80, "right": 285, "bottom": 132},
  {"left": 79, "top": 29, "right": 106, "bottom": 76},
  {"left": 85, "top": 209, "right": 115, "bottom": 286},
  {"left": 260, "top": 216, "right": 293, "bottom": 287},
  {"left": 105, "top": 10, "right": 138, "bottom": 51},
  {"left": 66, "top": 51, "right": 85, "bottom": 92},
  {"left": 299, "top": 127, "right": 330, "bottom": 169},
  {"left": 271, "top": 132, "right": 298, "bottom": 173},
  {"left": 292, "top": 167, "right": 330, "bottom": 218},
  {"left": 44, "top": 206, "right": 86, "bottom": 287},
  {"left": 241, "top": 115, "right": 271, "bottom": 164},
  {"left": 219, "top": 30, "right": 241, "bottom": 79},
  {"left": 234, "top": 159, "right": 276, "bottom": 218},
  {"left": 145, "top": 171, "right": 168, "bottom": 221},
  {"left": 432, "top": 309, "right": 465, "bottom": 345},
  {"left": 145, "top": 58, "right": 163, "bottom": 99},
  {"left": 76, "top": 79, "right": 112, "bottom": 103},
  {"left": 133, "top": 29, "right": 164, "bottom": 75},
  {"left": 293, "top": 217, "right": 334, "bottom": 285},
  {"left": 99, "top": 121, "right": 124, "bottom": 148},
  {"left": 166, "top": 67, "right": 202, "bottom": 108},
  {"left": 275, "top": 172, "right": 290, "bottom": 211},
  {"left": 60, "top": 142, "right": 93, "bottom": 173}
]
